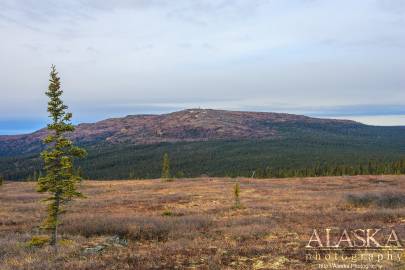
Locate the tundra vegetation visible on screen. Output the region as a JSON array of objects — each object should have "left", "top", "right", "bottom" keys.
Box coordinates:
[{"left": 2, "top": 175, "right": 405, "bottom": 269}]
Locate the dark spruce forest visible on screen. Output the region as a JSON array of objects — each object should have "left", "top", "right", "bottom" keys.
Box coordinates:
[{"left": 1, "top": 109, "right": 405, "bottom": 180}]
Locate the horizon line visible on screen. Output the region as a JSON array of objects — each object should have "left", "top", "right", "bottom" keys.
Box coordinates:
[{"left": 1, "top": 108, "right": 405, "bottom": 136}]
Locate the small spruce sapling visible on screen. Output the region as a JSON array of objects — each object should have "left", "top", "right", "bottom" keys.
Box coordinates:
[
  {"left": 161, "top": 153, "right": 171, "bottom": 181},
  {"left": 234, "top": 181, "right": 241, "bottom": 208}
]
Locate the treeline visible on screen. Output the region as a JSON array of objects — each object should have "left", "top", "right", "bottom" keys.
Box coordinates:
[
  {"left": 252, "top": 159, "right": 405, "bottom": 179},
  {"left": 6, "top": 159, "right": 405, "bottom": 181},
  {"left": 21, "top": 167, "right": 83, "bottom": 182},
  {"left": 2, "top": 136, "right": 405, "bottom": 181}
]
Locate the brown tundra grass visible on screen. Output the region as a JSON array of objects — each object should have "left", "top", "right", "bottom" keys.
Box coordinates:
[{"left": 1, "top": 175, "right": 405, "bottom": 269}]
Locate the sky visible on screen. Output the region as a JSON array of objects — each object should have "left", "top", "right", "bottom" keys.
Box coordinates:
[{"left": 0, "top": 0, "right": 404, "bottom": 134}]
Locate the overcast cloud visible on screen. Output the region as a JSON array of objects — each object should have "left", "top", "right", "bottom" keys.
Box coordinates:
[{"left": 0, "top": 0, "right": 404, "bottom": 134}]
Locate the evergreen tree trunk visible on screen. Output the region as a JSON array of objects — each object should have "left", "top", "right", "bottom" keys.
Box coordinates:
[{"left": 50, "top": 193, "right": 60, "bottom": 249}]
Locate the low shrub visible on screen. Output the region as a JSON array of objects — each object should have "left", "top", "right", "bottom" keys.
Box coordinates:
[
  {"left": 162, "top": 210, "right": 174, "bottom": 216},
  {"left": 346, "top": 193, "right": 377, "bottom": 207},
  {"left": 346, "top": 192, "right": 405, "bottom": 208},
  {"left": 25, "top": 236, "right": 49, "bottom": 248}
]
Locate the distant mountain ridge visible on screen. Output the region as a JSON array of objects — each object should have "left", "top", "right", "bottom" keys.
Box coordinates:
[
  {"left": 0, "top": 108, "right": 361, "bottom": 156},
  {"left": 2, "top": 108, "right": 405, "bottom": 180}
]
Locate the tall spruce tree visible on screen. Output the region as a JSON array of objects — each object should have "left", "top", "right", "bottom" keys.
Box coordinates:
[
  {"left": 37, "top": 65, "right": 87, "bottom": 250},
  {"left": 161, "top": 153, "right": 171, "bottom": 180}
]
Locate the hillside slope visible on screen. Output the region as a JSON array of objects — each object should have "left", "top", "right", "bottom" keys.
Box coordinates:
[
  {"left": 1, "top": 109, "right": 405, "bottom": 180},
  {"left": 0, "top": 108, "right": 360, "bottom": 156}
]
